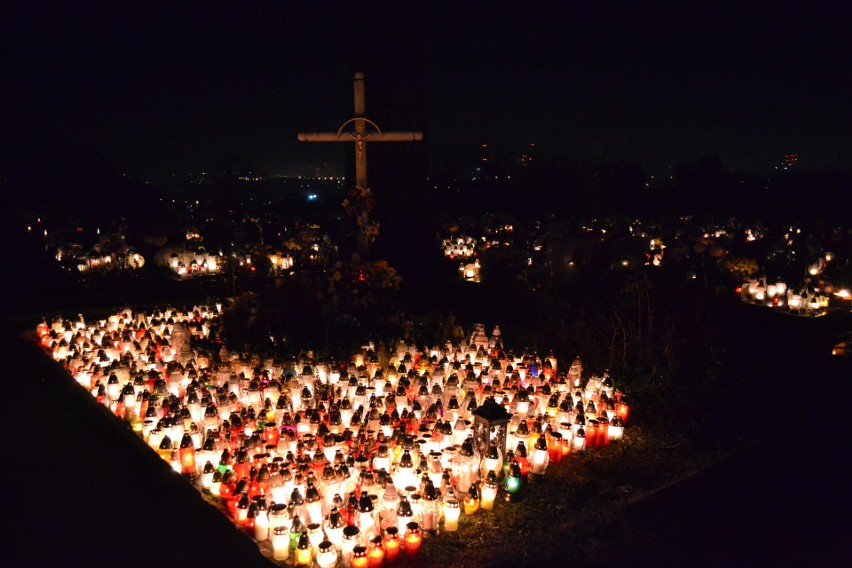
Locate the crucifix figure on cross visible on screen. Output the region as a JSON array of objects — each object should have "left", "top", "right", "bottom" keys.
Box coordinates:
[{"left": 298, "top": 72, "right": 423, "bottom": 256}]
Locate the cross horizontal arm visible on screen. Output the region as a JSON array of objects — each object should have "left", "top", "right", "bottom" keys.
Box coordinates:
[
  {"left": 370, "top": 131, "right": 424, "bottom": 142},
  {"left": 298, "top": 131, "right": 423, "bottom": 142},
  {"left": 298, "top": 133, "right": 346, "bottom": 142}
]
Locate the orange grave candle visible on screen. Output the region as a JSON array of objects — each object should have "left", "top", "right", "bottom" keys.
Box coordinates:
[
  {"left": 179, "top": 433, "right": 197, "bottom": 474},
  {"left": 403, "top": 522, "right": 422, "bottom": 556},
  {"left": 368, "top": 536, "right": 385, "bottom": 567},
  {"left": 615, "top": 400, "right": 630, "bottom": 423},
  {"left": 351, "top": 545, "right": 369, "bottom": 568},
  {"left": 383, "top": 527, "right": 402, "bottom": 562}
]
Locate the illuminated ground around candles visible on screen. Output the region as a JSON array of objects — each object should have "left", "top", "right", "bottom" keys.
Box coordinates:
[
  {"left": 11, "top": 282, "right": 846, "bottom": 567},
  {"left": 37, "top": 305, "right": 642, "bottom": 566}
]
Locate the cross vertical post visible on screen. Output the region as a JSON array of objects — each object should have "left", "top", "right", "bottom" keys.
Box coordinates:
[{"left": 298, "top": 72, "right": 422, "bottom": 256}]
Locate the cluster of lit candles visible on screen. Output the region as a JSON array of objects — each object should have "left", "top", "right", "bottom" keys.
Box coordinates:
[
  {"left": 38, "top": 309, "right": 630, "bottom": 566},
  {"left": 441, "top": 235, "right": 478, "bottom": 260},
  {"left": 740, "top": 278, "right": 831, "bottom": 313}
]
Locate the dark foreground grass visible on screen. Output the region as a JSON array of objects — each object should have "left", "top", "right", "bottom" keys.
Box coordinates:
[{"left": 410, "top": 421, "right": 719, "bottom": 567}]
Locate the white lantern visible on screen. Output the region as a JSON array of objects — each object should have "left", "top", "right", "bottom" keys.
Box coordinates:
[
  {"left": 254, "top": 507, "right": 270, "bottom": 541},
  {"left": 271, "top": 526, "right": 290, "bottom": 561},
  {"left": 442, "top": 494, "right": 460, "bottom": 531},
  {"left": 529, "top": 435, "right": 550, "bottom": 476},
  {"left": 608, "top": 416, "right": 624, "bottom": 441},
  {"left": 481, "top": 472, "right": 498, "bottom": 510},
  {"left": 316, "top": 541, "right": 338, "bottom": 568}
]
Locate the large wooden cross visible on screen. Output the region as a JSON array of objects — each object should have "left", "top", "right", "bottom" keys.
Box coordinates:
[
  {"left": 298, "top": 72, "right": 423, "bottom": 190},
  {"left": 298, "top": 72, "right": 422, "bottom": 255}
]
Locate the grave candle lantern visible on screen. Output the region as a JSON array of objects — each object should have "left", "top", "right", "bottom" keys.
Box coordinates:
[
  {"left": 157, "top": 435, "right": 173, "bottom": 461},
  {"left": 573, "top": 427, "right": 586, "bottom": 452},
  {"left": 393, "top": 449, "right": 417, "bottom": 490},
  {"left": 351, "top": 545, "right": 369, "bottom": 568},
  {"left": 316, "top": 540, "right": 339, "bottom": 568},
  {"left": 254, "top": 501, "right": 269, "bottom": 541},
  {"left": 480, "top": 471, "right": 498, "bottom": 510},
  {"left": 179, "top": 433, "right": 197, "bottom": 475},
  {"left": 272, "top": 526, "right": 290, "bottom": 561},
  {"left": 358, "top": 492, "right": 377, "bottom": 541},
  {"left": 341, "top": 525, "right": 361, "bottom": 568},
  {"left": 107, "top": 374, "right": 121, "bottom": 402},
  {"left": 296, "top": 530, "right": 313, "bottom": 566},
  {"left": 307, "top": 522, "right": 324, "bottom": 555},
  {"left": 368, "top": 535, "right": 386, "bottom": 567},
  {"left": 289, "top": 515, "right": 304, "bottom": 552},
  {"left": 268, "top": 502, "right": 289, "bottom": 530},
  {"left": 608, "top": 415, "right": 624, "bottom": 441},
  {"left": 201, "top": 461, "right": 215, "bottom": 489},
  {"left": 419, "top": 481, "right": 440, "bottom": 533},
  {"left": 586, "top": 420, "right": 600, "bottom": 448},
  {"left": 245, "top": 502, "right": 257, "bottom": 533},
  {"left": 513, "top": 441, "right": 530, "bottom": 478},
  {"left": 508, "top": 420, "right": 530, "bottom": 458},
  {"left": 235, "top": 492, "right": 250, "bottom": 524},
  {"left": 403, "top": 522, "right": 422, "bottom": 556},
  {"left": 383, "top": 526, "right": 402, "bottom": 562},
  {"left": 529, "top": 434, "right": 549, "bottom": 476},
  {"left": 210, "top": 470, "right": 222, "bottom": 496},
  {"left": 442, "top": 493, "right": 461, "bottom": 531},
  {"left": 373, "top": 443, "right": 391, "bottom": 473},
  {"left": 451, "top": 438, "right": 479, "bottom": 493},
  {"left": 615, "top": 399, "right": 630, "bottom": 423},
  {"left": 463, "top": 482, "right": 480, "bottom": 515},
  {"left": 305, "top": 480, "right": 324, "bottom": 524},
  {"left": 597, "top": 416, "right": 610, "bottom": 446},
  {"left": 263, "top": 422, "right": 279, "bottom": 447},
  {"left": 396, "top": 495, "right": 413, "bottom": 535},
  {"left": 427, "top": 451, "right": 444, "bottom": 489},
  {"left": 513, "top": 389, "right": 531, "bottom": 417},
  {"left": 479, "top": 442, "right": 503, "bottom": 480},
  {"left": 472, "top": 397, "right": 511, "bottom": 470},
  {"left": 546, "top": 393, "right": 561, "bottom": 419},
  {"left": 324, "top": 506, "right": 346, "bottom": 550},
  {"left": 504, "top": 461, "right": 523, "bottom": 502},
  {"left": 548, "top": 432, "right": 563, "bottom": 464}
]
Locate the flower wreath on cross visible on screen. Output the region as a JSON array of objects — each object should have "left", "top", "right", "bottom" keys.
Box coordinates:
[{"left": 342, "top": 185, "right": 380, "bottom": 239}]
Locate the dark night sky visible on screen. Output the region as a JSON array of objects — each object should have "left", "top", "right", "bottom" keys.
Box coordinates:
[{"left": 2, "top": 1, "right": 850, "bottom": 180}]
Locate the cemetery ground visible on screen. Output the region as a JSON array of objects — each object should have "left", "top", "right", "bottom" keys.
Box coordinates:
[{"left": 1, "top": 266, "right": 849, "bottom": 567}]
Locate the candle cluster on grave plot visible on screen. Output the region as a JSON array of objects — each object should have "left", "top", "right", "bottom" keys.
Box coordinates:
[
  {"left": 37, "top": 309, "right": 631, "bottom": 566},
  {"left": 739, "top": 278, "right": 833, "bottom": 315}
]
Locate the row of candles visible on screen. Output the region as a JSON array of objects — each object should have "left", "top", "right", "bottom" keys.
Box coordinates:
[{"left": 38, "top": 310, "right": 630, "bottom": 566}]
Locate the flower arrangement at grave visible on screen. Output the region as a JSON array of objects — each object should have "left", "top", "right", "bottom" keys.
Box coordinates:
[
  {"left": 342, "top": 186, "right": 380, "bottom": 252},
  {"left": 326, "top": 257, "right": 403, "bottom": 311},
  {"left": 38, "top": 306, "right": 633, "bottom": 566}
]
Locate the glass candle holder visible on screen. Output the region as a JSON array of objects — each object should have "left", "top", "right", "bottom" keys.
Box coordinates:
[
  {"left": 403, "top": 522, "right": 422, "bottom": 556},
  {"left": 443, "top": 498, "right": 460, "bottom": 531},
  {"left": 271, "top": 526, "right": 290, "bottom": 561},
  {"left": 341, "top": 525, "right": 361, "bottom": 568},
  {"left": 351, "top": 545, "right": 369, "bottom": 568},
  {"left": 316, "top": 541, "right": 339, "bottom": 568},
  {"left": 463, "top": 483, "right": 480, "bottom": 515},
  {"left": 368, "top": 535, "right": 386, "bottom": 567},
  {"left": 295, "top": 531, "right": 313, "bottom": 566},
  {"left": 308, "top": 522, "right": 324, "bottom": 555},
  {"left": 383, "top": 526, "right": 402, "bottom": 562},
  {"left": 504, "top": 461, "right": 523, "bottom": 502}
]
